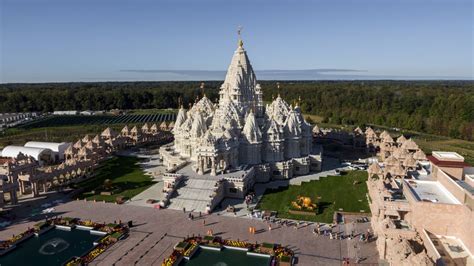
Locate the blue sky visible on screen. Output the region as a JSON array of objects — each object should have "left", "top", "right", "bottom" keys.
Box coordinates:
[{"left": 1, "top": 0, "right": 472, "bottom": 82}]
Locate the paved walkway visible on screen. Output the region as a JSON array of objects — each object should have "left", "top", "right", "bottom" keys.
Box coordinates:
[
  {"left": 289, "top": 156, "right": 346, "bottom": 185},
  {"left": 0, "top": 201, "right": 379, "bottom": 266},
  {"left": 126, "top": 153, "right": 166, "bottom": 208}
]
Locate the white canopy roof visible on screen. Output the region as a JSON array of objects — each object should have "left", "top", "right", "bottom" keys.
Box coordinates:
[
  {"left": 24, "top": 141, "right": 70, "bottom": 153},
  {"left": 1, "top": 145, "right": 52, "bottom": 160}
]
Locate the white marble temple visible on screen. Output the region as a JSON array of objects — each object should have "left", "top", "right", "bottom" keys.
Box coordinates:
[{"left": 160, "top": 36, "right": 314, "bottom": 181}]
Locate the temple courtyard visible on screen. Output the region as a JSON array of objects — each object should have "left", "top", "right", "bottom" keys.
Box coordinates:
[{"left": 0, "top": 200, "right": 379, "bottom": 266}]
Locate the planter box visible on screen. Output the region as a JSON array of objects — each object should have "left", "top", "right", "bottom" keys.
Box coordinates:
[
  {"left": 279, "top": 255, "right": 293, "bottom": 266},
  {"left": 203, "top": 235, "right": 215, "bottom": 242},
  {"left": 109, "top": 231, "right": 124, "bottom": 242},
  {"left": 174, "top": 241, "right": 190, "bottom": 252},
  {"left": 260, "top": 242, "right": 275, "bottom": 254},
  {"left": 183, "top": 245, "right": 199, "bottom": 260},
  {"left": 173, "top": 255, "right": 183, "bottom": 266}
]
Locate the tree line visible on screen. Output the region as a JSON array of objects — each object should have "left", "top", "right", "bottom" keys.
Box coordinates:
[{"left": 0, "top": 80, "right": 473, "bottom": 140}]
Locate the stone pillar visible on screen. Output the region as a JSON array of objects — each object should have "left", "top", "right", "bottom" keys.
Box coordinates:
[
  {"left": 198, "top": 156, "right": 204, "bottom": 175},
  {"left": 32, "top": 182, "right": 39, "bottom": 197},
  {"left": 20, "top": 181, "right": 25, "bottom": 195},
  {"left": 43, "top": 182, "right": 48, "bottom": 193},
  {"left": 211, "top": 158, "right": 216, "bottom": 176}
]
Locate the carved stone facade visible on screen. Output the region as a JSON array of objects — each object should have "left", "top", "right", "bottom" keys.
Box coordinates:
[{"left": 161, "top": 38, "right": 314, "bottom": 179}]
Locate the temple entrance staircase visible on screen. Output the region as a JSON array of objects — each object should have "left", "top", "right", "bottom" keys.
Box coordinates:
[{"left": 167, "top": 177, "right": 217, "bottom": 213}]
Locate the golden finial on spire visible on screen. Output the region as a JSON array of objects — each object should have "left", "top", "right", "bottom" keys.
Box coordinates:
[
  {"left": 277, "top": 82, "right": 281, "bottom": 97},
  {"left": 237, "top": 25, "right": 243, "bottom": 47},
  {"left": 178, "top": 96, "right": 183, "bottom": 108}
]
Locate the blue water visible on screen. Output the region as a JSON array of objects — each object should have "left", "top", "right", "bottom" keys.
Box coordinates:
[
  {"left": 0, "top": 228, "right": 101, "bottom": 266},
  {"left": 180, "top": 247, "right": 270, "bottom": 266}
]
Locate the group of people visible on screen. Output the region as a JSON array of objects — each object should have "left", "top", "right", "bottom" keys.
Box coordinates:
[
  {"left": 311, "top": 222, "right": 372, "bottom": 243},
  {"left": 244, "top": 192, "right": 256, "bottom": 208},
  {"left": 248, "top": 226, "right": 257, "bottom": 234},
  {"left": 185, "top": 209, "right": 203, "bottom": 221}
]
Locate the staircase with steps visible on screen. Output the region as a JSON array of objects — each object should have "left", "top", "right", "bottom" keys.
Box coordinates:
[{"left": 167, "top": 178, "right": 218, "bottom": 212}]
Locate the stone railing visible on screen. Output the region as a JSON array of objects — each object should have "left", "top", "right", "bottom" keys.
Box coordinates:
[
  {"left": 161, "top": 173, "right": 184, "bottom": 207},
  {"left": 383, "top": 200, "right": 411, "bottom": 212},
  {"left": 420, "top": 229, "right": 442, "bottom": 265},
  {"left": 383, "top": 227, "right": 417, "bottom": 239}
]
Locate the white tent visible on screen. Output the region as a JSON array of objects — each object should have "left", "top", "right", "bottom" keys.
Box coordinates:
[
  {"left": 24, "top": 141, "right": 71, "bottom": 160},
  {"left": 1, "top": 145, "right": 53, "bottom": 164}
]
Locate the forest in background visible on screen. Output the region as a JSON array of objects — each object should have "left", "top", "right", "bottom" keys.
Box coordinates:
[{"left": 1, "top": 80, "right": 473, "bottom": 140}]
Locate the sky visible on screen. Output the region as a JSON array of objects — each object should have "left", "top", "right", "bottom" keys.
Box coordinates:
[{"left": 1, "top": 0, "right": 473, "bottom": 83}]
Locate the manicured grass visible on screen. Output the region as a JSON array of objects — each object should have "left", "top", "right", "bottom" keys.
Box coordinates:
[
  {"left": 331, "top": 123, "right": 474, "bottom": 165},
  {"left": 414, "top": 138, "right": 474, "bottom": 166},
  {"left": 75, "top": 156, "right": 155, "bottom": 202},
  {"left": 257, "top": 171, "right": 370, "bottom": 223}
]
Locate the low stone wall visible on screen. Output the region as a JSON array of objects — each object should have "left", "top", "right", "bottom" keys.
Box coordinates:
[
  {"left": 420, "top": 229, "right": 442, "bottom": 265},
  {"left": 289, "top": 210, "right": 316, "bottom": 216}
]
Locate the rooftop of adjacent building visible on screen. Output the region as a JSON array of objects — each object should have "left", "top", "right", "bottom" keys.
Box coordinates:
[
  {"left": 405, "top": 179, "right": 460, "bottom": 205},
  {"left": 424, "top": 230, "right": 474, "bottom": 266},
  {"left": 432, "top": 151, "right": 464, "bottom": 162},
  {"left": 428, "top": 151, "right": 470, "bottom": 168}
]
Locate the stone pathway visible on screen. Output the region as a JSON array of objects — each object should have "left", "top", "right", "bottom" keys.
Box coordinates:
[
  {"left": 126, "top": 179, "right": 164, "bottom": 208},
  {"left": 0, "top": 201, "right": 379, "bottom": 266},
  {"left": 126, "top": 154, "right": 166, "bottom": 208}
]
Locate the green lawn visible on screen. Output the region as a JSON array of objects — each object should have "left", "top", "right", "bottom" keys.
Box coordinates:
[
  {"left": 257, "top": 171, "right": 370, "bottom": 223},
  {"left": 75, "top": 156, "right": 156, "bottom": 202}
]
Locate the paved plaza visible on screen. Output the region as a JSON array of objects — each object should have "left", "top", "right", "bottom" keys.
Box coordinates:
[{"left": 0, "top": 200, "right": 379, "bottom": 266}]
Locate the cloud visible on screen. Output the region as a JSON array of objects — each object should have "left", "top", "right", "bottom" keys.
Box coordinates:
[{"left": 117, "top": 68, "right": 370, "bottom": 80}]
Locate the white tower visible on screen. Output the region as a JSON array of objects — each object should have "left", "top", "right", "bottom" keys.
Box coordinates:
[{"left": 239, "top": 110, "right": 262, "bottom": 164}]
